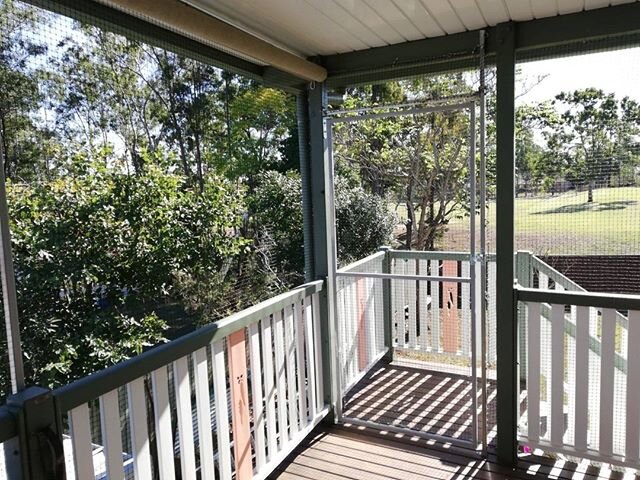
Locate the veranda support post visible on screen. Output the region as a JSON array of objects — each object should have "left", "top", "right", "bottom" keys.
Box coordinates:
[
  {"left": 495, "top": 22, "right": 518, "bottom": 467},
  {"left": 306, "top": 84, "right": 339, "bottom": 420}
]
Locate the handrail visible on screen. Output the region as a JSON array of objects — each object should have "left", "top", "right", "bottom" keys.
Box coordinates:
[
  {"left": 337, "top": 250, "right": 385, "bottom": 273},
  {"left": 389, "top": 249, "right": 497, "bottom": 262},
  {"left": 515, "top": 285, "right": 640, "bottom": 311},
  {"left": 54, "top": 280, "right": 324, "bottom": 413},
  {"left": 0, "top": 406, "right": 17, "bottom": 443}
]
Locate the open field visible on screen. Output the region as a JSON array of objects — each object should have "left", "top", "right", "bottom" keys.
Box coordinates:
[{"left": 393, "top": 186, "right": 640, "bottom": 255}]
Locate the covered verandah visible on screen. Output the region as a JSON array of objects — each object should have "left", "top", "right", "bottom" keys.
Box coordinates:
[{"left": 2, "top": 1, "right": 640, "bottom": 479}]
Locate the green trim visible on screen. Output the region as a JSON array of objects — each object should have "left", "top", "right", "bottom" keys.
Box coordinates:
[
  {"left": 320, "top": 2, "right": 640, "bottom": 86},
  {"left": 515, "top": 286, "right": 640, "bottom": 311},
  {"left": 54, "top": 280, "right": 323, "bottom": 413},
  {"left": 495, "top": 22, "right": 518, "bottom": 468},
  {"left": 23, "top": 0, "right": 304, "bottom": 92},
  {"left": 0, "top": 407, "right": 17, "bottom": 442}
]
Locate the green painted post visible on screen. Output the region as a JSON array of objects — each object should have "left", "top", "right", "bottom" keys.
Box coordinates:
[
  {"left": 307, "top": 84, "right": 337, "bottom": 419},
  {"left": 379, "top": 247, "right": 393, "bottom": 360},
  {"left": 495, "top": 22, "right": 518, "bottom": 467}
]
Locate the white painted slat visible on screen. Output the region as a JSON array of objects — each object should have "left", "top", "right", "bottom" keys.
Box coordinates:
[
  {"left": 174, "top": 357, "right": 196, "bottom": 480},
  {"left": 362, "top": 0, "right": 423, "bottom": 41},
  {"left": 407, "top": 260, "right": 418, "bottom": 349},
  {"left": 248, "top": 323, "right": 266, "bottom": 472},
  {"left": 538, "top": 272, "right": 549, "bottom": 290},
  {"left": 312, "top": 292, "right": 324, "bottom": 411},
  {"left": 626, "top": 310, "right": 640, "bottom": 463},
  {"left": 419, "top": 0, "right": 466, "bottom": 33},
  {"left": 152, "top": 367, "right": 176, "bottom": 480},
  {"left": 574, "top": 306, "right": 590, "bottom": 452},
  {"left": 395, "top": 260, "right": 406, "bottom": 348},
  {"left": 273, "top": 310, "right": 289, "bottom": 445},
  {"left": 599, "top": 308, "right": 616, "bottom": 458},
  {"left": 449, "top": 0, "right": 487, "bottom": 30},
  {"left": 585, "top": 0, "right": 610, "bottom": 8},
  {"left": 69, "top": 403, "right": 95, "bottom": 480},
  {"left": 461, "top": 261, "right": 470, "bottom": 357},
  {"left": 193, "top": 347, "right": 216, "bottom": 480},
  {"left": 430, "top": 260, "right": 441, "bottom": 353},
  {"left": 418, "top": 277, "right": 429, "bottom": 351},
  {"left": 488, "top": 261, "right": 497, "bottom": 363},
  {"left": 295, "top": 300, "right": 309, "bottom": 428},
  {"left": 364, "top": 277, "right": 376, "bottom": 363},
  {"left": 505, "top": 0, "right": 534, "bottom": 20},
  {"left": 337, "top": 281, "right": 347, "bottom": 386},
  {"left": 338, "top": 0, "right": 407, "bottom": 45},
  {"left": 100, "top": 389, "right": 124, "bottom": 480},
  {"left": 284, "top": 305, "right": 299, "bottom": 437},
  {"left": 304, "top": 297, "right": 318, "bottom": 421},
  {"left": 127, "top": 378, "right": 152, "bottom": 480},
  {"left": 475, "top": 0, "right": 510, "bottom": 25},
  {"left": 261, "top": 316, "right": 278, "bottom": 459},
  {"left": 392, "top": 1, "right": 445, "bottom": 36},
  {"left": 529, "top": 0, "right": 558, "bottom": 17},
  {"left": 527, "top": 302, "right": 541, "bottom": 442},
  {"left": 348, "top": 279, "right": 357, "bottom": 380},
  {"left": 212, "top": 339, "right": 232, "bottom": 480},
  {"left": 550, "top": 304, "right": 565, "bottom": 446},
  {"left": 558, "top": 0, "right": 585, "bottom": 14}
]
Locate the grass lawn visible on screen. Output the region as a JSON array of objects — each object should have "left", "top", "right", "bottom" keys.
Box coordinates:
[{"left": 394, "top": 186, "right": 640, "bottom": 255}]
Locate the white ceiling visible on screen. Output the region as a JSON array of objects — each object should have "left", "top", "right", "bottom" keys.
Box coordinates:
[{"left": 182, "top": 0, "right": 638, "bottom": 58}]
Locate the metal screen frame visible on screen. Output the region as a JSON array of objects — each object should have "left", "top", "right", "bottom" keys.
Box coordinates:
[{"left": 324, "top": 98, "right": 488, "bottom": 450}]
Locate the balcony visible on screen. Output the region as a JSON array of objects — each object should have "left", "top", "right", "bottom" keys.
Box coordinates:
[{"left": 2, "top": 250, "right": 639, "bottom": 479}]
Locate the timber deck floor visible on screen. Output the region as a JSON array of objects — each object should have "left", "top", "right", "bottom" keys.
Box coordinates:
[
  {"left": 270, "top": 423, "right": 639, "bottom": 480},
  {"left": 340, "top": 359, "right": 498, "bottom": 443}
]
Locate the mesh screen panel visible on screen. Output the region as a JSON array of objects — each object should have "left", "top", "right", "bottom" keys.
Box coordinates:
[{"left": 515, "top": 39, "right": 640, "bottom": 472}]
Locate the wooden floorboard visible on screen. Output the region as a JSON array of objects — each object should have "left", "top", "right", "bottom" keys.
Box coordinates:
[{"left": 271, "top": 424, "right": 639, "bottom": 480}]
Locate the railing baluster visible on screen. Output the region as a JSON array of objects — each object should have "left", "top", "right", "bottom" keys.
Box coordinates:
[
  {"left": 462, "top": 261, "right": 470, "bottom": 358},
  {"left": 284, "top": 305, "right": 300, "bottom": 436},
  {"left": 174, "top": 356, "right": 196, "bottom": 480},
  {"left": 599, "top": 308, "right": 616, "bottom": 458},
  {"left": 418, "top": 260, "right": 430, "bottom": 351},
  {"left": 312, "top": 292, "right": 324, "bottom": 411},
  {"left": 192, "top": 347, "right": 216, "bottom": 479},
  {"left": 527, "top": 302, "right": 541, "bottom": 442},
  {"left": 365, "top": 277, "right": 376, "bottom": 365},
  {"left": 550, "top": 303, "right": 565, "bottom": 446},
  {"left": 407, "top": 259, "right": 418, "bottom": 349},
  {"left": 100, "top": 389, "right": 124, "bottom": 480},
  {"left": 395, "top": 259, "right": 406, "bottom": 348},
  {"left": 430, "top": 259, "right": 440, "bottom": 353},
  {"left": 295, "top": 300, "right": 309, "bottom": 428},
  {"left": 626, "top": 310, "right": 640, "bottom": 463},
  {"left": 488, "top": 261, "right": 497, "bottom": 363},
  {"left": 212, "top": 339, "right": 233, "bottom": 479},
  {"left": 228, "top": 329, "right": 253, "bottom": 479},
  {"left": 574, "top": 306, "right": 589, "bottom": 452},
  {"left": 69, "top": 403, "right": 95, "bottom": 480},
  {"left": 248, "top": 322, "right": 267, "bottom": 472},
  {"left": 261, "top": 316, "right": 278, "bottom": 458},
  {"left": 304, "top": 297, "right": 318, "bottom": 420},
  {"left": 151, "top": 366, "right": 176, "bottom": 480},
  {"left": 273, "top": 309, "right": 289, "bottom": 445},
  {"left": 127, "top": 377, "right": 152, "bottom": 480}
]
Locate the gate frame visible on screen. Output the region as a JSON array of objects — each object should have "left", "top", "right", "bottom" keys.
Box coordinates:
[{"left": 323, "top": 98, "right": 488, "bottom": 450}]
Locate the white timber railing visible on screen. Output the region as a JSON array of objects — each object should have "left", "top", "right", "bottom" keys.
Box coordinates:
[
  {"left": 51, "top": 280, "right": 326, "bottom": 480},
  {"left": 516, "top": 286, "right": 640, "bottom": 469}
]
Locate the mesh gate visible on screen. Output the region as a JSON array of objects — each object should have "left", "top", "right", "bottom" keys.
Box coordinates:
[{"left": 326, "top": 95, "right": 490, "bottom": 448}]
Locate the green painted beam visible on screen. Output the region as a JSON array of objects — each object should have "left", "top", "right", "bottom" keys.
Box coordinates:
[
  {"left": 495, "top": 22, "right": 518, "bottom": 468},
  {"left": 320, "top": 2, "right": 640, "bottom": 87},
  {"left": 23, "top": 0, "right": 304, "bottom": 91}
]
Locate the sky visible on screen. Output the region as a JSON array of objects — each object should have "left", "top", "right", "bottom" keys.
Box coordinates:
[{"left": 517, "top": 46, "right": 640, "bottom": 106}]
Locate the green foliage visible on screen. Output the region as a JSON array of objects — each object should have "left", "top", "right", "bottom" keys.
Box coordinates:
[
  {"left": 335, "top": 178, "right": 397, "bottom": 264},
  {"left": 6, "top": 155, "right": 247, "bottom": 389}
]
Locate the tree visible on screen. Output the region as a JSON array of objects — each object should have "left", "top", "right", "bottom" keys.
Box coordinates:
[
  {"left": 549, "top": 89, "right": 623, "bottom": 202},
  {"left": 5, "top": 155, "right": 248, "bottom": 390}
]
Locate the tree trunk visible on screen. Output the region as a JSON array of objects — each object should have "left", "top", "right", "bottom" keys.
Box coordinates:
[{"left": 588, "top": 181, "right": 594, "bottom": 203}]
